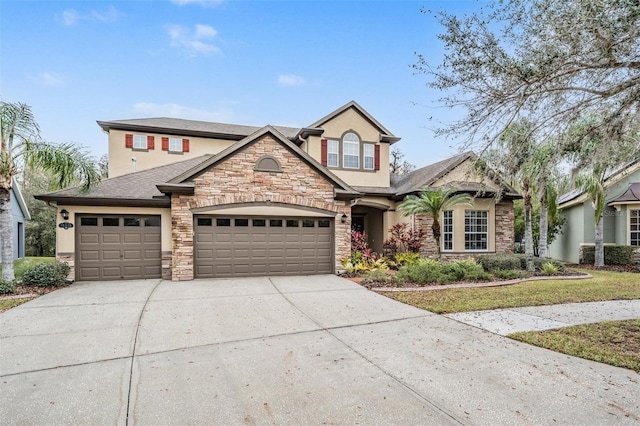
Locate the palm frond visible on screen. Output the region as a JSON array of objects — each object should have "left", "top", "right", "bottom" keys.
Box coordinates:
[{"left": 25, "top": 142, "right": 100, "bottom": 191}]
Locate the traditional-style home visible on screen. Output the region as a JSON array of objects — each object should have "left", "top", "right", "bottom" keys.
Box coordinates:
[{"left": 37, "top": 101, "right": 518, "bottom": 281}]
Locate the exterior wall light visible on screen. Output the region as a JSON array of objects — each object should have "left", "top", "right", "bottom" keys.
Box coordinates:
[
  {"left": 341, "top": 214, "right": 347, "bottom": 224},
  {"left": 60, "top": 209, "right": 70, "bottom": 221}
]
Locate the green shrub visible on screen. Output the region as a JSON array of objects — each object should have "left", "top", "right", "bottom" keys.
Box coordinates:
[
  {"left": 361, "top": 270, "right": 395, "bottom": 284},
  {"left": 396, "top": 259, "right": 441, "bottom": 283},
  {"left": 477, "top": 254, "right": 565, "bottom": 272},
  {"left": 21, "top": 262, "right": 71, "bottom": 287},
  {"left": 580, "top": 245, "right": 635, "bottom": 265},
  {"left": 477, "top": 254, "right": 522, "bottom": 272},
  {"left": 541, "top": 262, "right": 559, "bottom": 276},
  {"left": 494, "top": 269, "right": 527, "bottom": 280},
  {"left": 0, "top": 279, "right": 16, "bottom": 294},
  {"left": 393, "top": 251, "right": 423, "bottom": 267}
]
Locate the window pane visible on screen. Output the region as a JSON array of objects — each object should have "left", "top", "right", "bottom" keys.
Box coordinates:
[
  {"left": 124, "top": 218, "right": 141, "bottom": 227},
  {"left": 80, "top": 217, "right": 98, "bottom": 226},
  {"left": 286, "top": 219, "right": 299, "bottom": 227},
  {"left": 169, "top": 137, "right": 182, "bottom": 152},
  {"left": 253, "top": 219, "right": 266, "bottom": 227},
  {"left": 197, "top": 218, "right": 212, "bottom": 226},
  {"left": 103, "top": 218, "right": 119, "bottom": 227},
  {"left": 144, "top": 217, "right": 161, "bottom": 227},
  {"left": 270, "top": 219, "right": 282, "bottom": 227},
  {"left": 464, "top": 210, "right": 488, "bottom": 250},
  {"left": 632, "top": 210, "right": 640, "bottom": 246},
  {"left": 343, "top": 138, "right": 359, "bottom": 169},
  {"left": 302, "top": 219, "right": 315, "bottom": 227},
  {"left": 133, "top": 135, "right": 146, "bottom": 149},
  {"left": 443, "top": 211, "right": 453, "bottom": 251},
  {"left": 318, "top": 219, "right": 330, "bottom": 228},
  {"left": 327, "top": 140, "right": 339, "bottom": 167},
  {"left": 235, "top": 218, "right": 249, "bottom": 227},
  {"left": 216, "top": 218, "right": 231, "bottom": 226}
]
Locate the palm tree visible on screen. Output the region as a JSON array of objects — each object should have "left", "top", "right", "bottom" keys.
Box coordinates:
[
  {"left": 574, "top": 170, "right": 606, "bottom": 267},
  {"left": 397, "top": 186, "right": 473, "bottom": 257},
  {"left": 0, "top": 101, "right": 100, "bottom": 281}
]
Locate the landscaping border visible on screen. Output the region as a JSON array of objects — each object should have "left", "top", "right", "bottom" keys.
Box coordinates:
[{"left": 372, "top": 273, "right": 593, "bottom": 292}]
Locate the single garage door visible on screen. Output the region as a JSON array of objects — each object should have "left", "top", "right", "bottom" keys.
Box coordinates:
[
  {"left": 76, "top": 215, "right": 162, "bottom": 281},
  {"left": 194, "top": 216, "right": 333, "bottom": 278}
]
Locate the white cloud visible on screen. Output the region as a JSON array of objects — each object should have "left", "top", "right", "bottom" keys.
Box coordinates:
[
  {"left": 167, "top": 24, "right": 220, "bottom": 55},
  {"left": 58, "top": 6, "right": 122, "bottom": 26},
  {"left": 30, "top": 72, "right": 65, "bottom": 86},
  {"left": 132, "top": 102, "right": 234, "bottom": 122},
  {"left": 171, "top": 0, "right": 225, "bottom": 6},
  {"left": 278, "top": 74, "right": 308, "bottom": 87},
  {"left": 61, "top": 9, "right": 79, "bottom": 26}
]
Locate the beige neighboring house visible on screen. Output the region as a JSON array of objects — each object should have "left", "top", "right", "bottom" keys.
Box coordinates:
[{"left": 37, "top": 101, "right": 519, "bottom": 281}]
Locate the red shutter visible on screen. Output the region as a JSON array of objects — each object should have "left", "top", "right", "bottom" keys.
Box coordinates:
[
  {"left": 125, "top": 134, "right": 133, "bottom": 149},
  {"left": 162, "top": 137, "right": 169, "bottom": 151},
  {"left": 374, "top": 144, "right": 380, "bottom": 170},
  {"left": 182, "top": 138, "right": 190, "bottom": 152},
  {"left": 321, "top": 139, "right": 328, "bottom": 167},
  {"left": 147, "top": 135, "right": 155, "bottom": 150}
]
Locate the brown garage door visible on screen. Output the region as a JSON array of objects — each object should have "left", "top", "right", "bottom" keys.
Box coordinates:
[
  {"left": 194, "top": 216, "right": 333, "bottom": 278},
  {"left": 76, "top": 215, "right": 162, "bottom": 281}
]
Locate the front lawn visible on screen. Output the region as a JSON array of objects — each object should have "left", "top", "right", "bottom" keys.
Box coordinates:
[
  {"left": 509, "top": 320, "right": 640, "bottom": 373},
  {"left": 0, "top": 298, "right": 33, "bottom": 313},
  {"left": 384, "top": 269, "right": 640, "bottom": 314}
]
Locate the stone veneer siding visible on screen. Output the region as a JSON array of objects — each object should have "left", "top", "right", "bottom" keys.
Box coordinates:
[
  {"left": 415, "top": 199, "right": 515, "bottom": 258},
  {"left": 171, "top": 135, "right": 351, "bottom": 281},
  {"left": 56, "top": 253, "right": 75, "bottom": 281}
]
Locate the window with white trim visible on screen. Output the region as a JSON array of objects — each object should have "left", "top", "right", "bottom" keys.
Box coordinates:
[
  {"left": 631, "top": 209, "right": 639, "bottom": 246},
  {"left": 169, "top": 137, "right": 183, "bottom": 153},
  {"left": 133, "top": 135, "right": 146, "bottom": 149},
  {"left": 342, "top": 132, "right": 360, "bottom": 169},
  {"left": 465, "top": 210, "right": 488, "bottom": 250},
  {"left": 443, "top": 210, "right": 453, "bottom": 251},
  {"left": 327, "top": 139, "right": 339, "bottom": 168},
  {"left": 363, "top": 143, "right": 375, "bottom": 170}
]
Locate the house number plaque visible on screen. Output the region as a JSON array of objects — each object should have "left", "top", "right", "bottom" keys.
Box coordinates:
[{"left": 58, "top": 222, "right": 74, "bottom": 230}]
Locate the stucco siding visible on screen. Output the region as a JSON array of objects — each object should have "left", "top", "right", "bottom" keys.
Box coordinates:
[{"left": 550, "top": 204, "right": 585, "bottom": 263}]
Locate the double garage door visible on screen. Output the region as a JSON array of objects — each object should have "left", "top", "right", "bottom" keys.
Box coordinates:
[
  {"left": 76, "top": 215, "right": 162, "bottom": 281},
  {"left": 194, "top": 216, "right": 334, "bottom": 278},
  {"left": 76, "top": 214, "right": 334, "bottom": 280}
]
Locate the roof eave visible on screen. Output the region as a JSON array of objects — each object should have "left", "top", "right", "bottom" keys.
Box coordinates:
[
  {"left": 156, "top": 184, "right": 195, "bottom": 195},
  {"left": 97, "top": 120, "right": 250, "bottom": 142},
  {"left": 34, "top": 195, "right": 170, "bottom": 207}
]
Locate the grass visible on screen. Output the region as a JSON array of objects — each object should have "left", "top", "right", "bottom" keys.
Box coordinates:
[
  {"left": 384, "top": 269, "right": 640, "bottom": 314},
  {"left": 0, "top": 257, "right": 55, "bottom": 281},
  {"left": 0, "top": 297, "right": 33, "bottom": 313},
  {"left": 509, "top": 320, "right": 640, "bottom": 372}
]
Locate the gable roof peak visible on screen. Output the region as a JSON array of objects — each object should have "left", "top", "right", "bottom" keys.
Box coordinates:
[{"left": 307, "top": 101, "right": 399, "bottom": 142}]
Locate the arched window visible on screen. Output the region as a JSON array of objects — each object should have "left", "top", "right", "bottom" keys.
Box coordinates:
[
  {"left": 342, "top": 132, "right": 360, "bottom": 169},
  {"left": 254, "top": 155, "right": 282, "bottom": 172}
]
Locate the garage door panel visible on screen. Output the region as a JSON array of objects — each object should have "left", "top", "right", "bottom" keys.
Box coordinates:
[
  {"left": 76, "top": 215, "right": 161, "bottom": 281},
  {"left": 101, "top": 250, "right": 121, "bottom": 261},
  {"left": 102, "top": 234, "right": 122, "bottom": 244},
  {"left": 195, "top": 215, "right": 333, "bottom": 278}
]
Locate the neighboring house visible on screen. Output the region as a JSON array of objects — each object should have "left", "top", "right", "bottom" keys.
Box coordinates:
[
  {"left": 3, "top": 180, "right": 31, "bottom": 259},
  {"left": 36, "top": 101, "right": 518, "bottom": 281},
  {"left": 549, "top": 160, "right": 640, "bottom": 264}
]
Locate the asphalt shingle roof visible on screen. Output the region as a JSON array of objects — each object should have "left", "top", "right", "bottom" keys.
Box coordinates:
[
  {"left": 391, "top": 152, "right": 474, "bottom": 196},
  {"left": 36, "top": 155, "right": 211, "bottom": 203}
]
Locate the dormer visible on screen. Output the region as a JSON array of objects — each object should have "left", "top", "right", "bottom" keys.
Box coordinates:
[{"left": 293, "top": 101, "right": 400, "bottom": 188}]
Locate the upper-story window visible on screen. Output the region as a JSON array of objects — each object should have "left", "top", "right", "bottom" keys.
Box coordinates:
[
  {"left": 342, "top": 132, "right": 360, "bottom": 169},
  {"left": 327, "top": 140, "right": 339, "bottom": 168},
  {"left": 363, "top": 143, "right": 375, "bottom": 170},
  {"left": 169, "top": 137, "right": 183, "bottom": 153},
  {"left": 133, "top": 135, "right": 147, "bottom": 149}
]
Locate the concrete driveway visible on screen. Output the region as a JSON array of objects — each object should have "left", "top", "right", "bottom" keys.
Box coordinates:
[{"left": 1, "top": 276, "right": 638, "bottom": 425}]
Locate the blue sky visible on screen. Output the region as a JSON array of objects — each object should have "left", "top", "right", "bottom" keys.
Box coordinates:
[{"left": 1, "top": 0, "right": 477, "bottom": 168}]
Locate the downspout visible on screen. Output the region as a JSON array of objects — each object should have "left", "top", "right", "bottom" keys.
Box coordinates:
[{"left": 298, "top": 134, "right": 308, "bottom": 153}]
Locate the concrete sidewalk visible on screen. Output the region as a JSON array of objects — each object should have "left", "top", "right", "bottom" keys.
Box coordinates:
[
  {"left": 2, "top": 276, "right": 639, "bottom": 425},
  {"left": 446, "top": 299, "right": 640, "bottom": 335}
]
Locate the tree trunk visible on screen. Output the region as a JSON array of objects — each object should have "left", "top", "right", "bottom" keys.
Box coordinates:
[
  {"left": 0, "top": 187, "right": 15, "bottom": 281},
  {"left": 538, "top": 199, "right": 548, "bottom": 258},
  {"left": 594, "top": 213, "right": 604, "bottom": 267},
  {"left": 523, "top": 183, "right": 535, "bottom": 272},
  {"left": 432, "top": 218, "right": 441, "bottom": 258}
]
